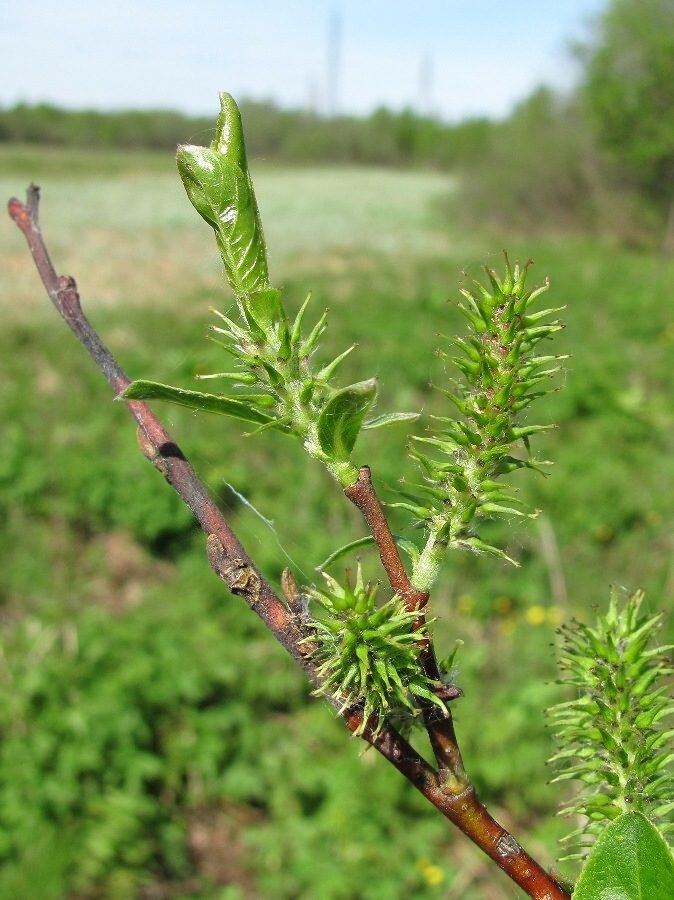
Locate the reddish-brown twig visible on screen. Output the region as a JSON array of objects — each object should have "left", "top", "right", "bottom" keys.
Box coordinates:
[
  {"left": 349, "top": 708, "right": 569, "bottom": 899},
  {"left": 344, "top": 465, "right": 429, "bottom": 611},
  {"left": 8, "top": 186, "right": 570, "bottom": 900}
]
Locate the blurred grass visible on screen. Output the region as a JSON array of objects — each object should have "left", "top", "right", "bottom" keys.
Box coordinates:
[{"left": 1, "top": 145, "right": 673, "bottom": 899}]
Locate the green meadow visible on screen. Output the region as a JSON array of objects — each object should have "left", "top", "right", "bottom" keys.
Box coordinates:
[{"left": 1, "top": 145, "right": 673, "bottom": 898}]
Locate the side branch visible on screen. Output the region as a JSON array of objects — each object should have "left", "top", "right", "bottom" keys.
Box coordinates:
[{"left": 344, "top": 465, "right": 428, "bottom": 611}]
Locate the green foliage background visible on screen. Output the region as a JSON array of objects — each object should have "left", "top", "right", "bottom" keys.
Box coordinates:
[{"left": 3, "top": 6, "right": 674, "bottom": 887}]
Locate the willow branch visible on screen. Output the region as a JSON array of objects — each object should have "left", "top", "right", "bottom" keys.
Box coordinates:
[{"left": 8, "top": 186, "right": 569, "bottom": 900}]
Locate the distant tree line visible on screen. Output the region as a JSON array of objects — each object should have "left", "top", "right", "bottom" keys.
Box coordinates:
[
  {"left": 0, "top": 103, "right": 215, "bottom": 152},
  {"left": 0, "top": 99, "right": 493, "bottom": 170},
  {"left": 454, "top": 0, "right": 674, "bottom": 246}
]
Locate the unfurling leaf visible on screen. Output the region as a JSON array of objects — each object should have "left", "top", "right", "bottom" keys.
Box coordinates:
[{"left": 176, "top": 92, "right": 269, "bottom": 297}]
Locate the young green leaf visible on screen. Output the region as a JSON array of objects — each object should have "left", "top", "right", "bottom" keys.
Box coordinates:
[
  {"left": 573, "top": 813, "right": 674, "bottom": 900},
  {"left": 317, "top": 536, "right": 377, "bottom": 571},
  {"left": 241, "top": 288, "right": 284, "bottom": 335},
  {"left": 120, "top": 380, "right": 273, "bottom": 426},
  {"left": 362, "top": 411, "right": 420, "bottom": 429},
  {"left": 316, "top": 379, "right": 377, "bottom": 461}
]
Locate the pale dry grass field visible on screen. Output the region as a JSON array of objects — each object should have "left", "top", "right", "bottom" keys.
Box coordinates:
[{"left": 1, "top": 146, "right": 461, "bottom": 323}]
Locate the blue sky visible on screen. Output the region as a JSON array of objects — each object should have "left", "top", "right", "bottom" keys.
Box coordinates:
[{"left": 3, "top": 0, "right": 607, "bottom": 121}]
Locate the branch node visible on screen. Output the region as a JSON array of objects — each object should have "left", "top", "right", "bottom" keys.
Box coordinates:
[
  {"left": 57, "top": 274, "right": 77, "bottom": 292},
  {"left": 281, "top": 567, "right": 309, "bottom": 621},
  {"left": 495, "top": 832, "right": 521, "bottom": 859},
  {"left": 207, "top": 534, "right": 261, "bottom": 601},
  {"left": 438, "top": 769, "right": 471, "bottom": 798},
  {"left": 136, "top": 427, "right": 167, "bottom": 474}
]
